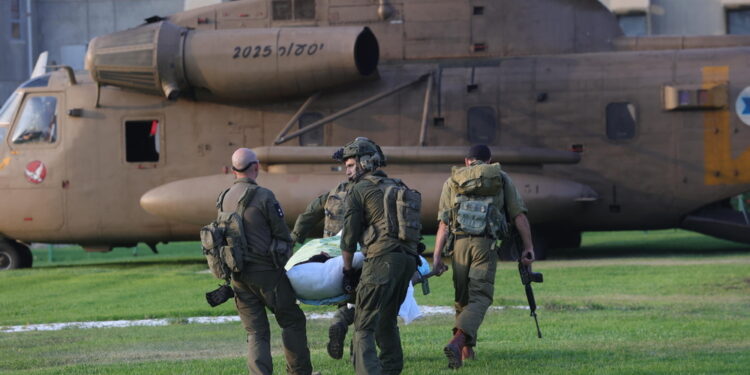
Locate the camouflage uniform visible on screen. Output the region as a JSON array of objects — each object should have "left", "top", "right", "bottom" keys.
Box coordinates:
[
  {"left": 341, "top": 170, "right": 417, "bottom": 375},
  {"left": 291, "top": 181, "right": 355, "bottom": 358},
  {"left": 437, "top": 162, "right": 527, "bottom": 348},
  {"left": 222, "top": 177, "right": 313, "bottom": 375}
]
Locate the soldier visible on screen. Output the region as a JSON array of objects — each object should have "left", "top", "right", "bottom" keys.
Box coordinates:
[
  {"left": 337, "top": 137, "right": 420, "bottom": 375},
  {"left": 291, "top": 177, "right": 353, "bottom": 360},
  {"left": 432, "top": 144, "right": 535, "bottom": 369},
  {"left": 221, "top": 148, "right": 317, "bottom": 375}
]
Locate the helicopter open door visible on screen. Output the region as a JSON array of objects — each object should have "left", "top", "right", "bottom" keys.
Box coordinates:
[{"left": 1, "top": 91, "right": 66, "bottom": 238}]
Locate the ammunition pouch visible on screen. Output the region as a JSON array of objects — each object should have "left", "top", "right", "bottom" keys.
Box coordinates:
[{"left": 441, "top": 232, "right": 455, "bottom": 257}]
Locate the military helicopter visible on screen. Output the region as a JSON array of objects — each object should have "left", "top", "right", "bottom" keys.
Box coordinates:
[{"left": 2, "top": 0, "right": 750, "bottom": 270}]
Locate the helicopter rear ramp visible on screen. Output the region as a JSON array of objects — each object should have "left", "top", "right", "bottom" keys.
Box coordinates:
[{"left": 680, "top": 204, "right": 750, "bottom": 244}]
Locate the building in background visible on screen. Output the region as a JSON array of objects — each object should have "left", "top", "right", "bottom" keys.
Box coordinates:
[
  {"left": 0, "top": 0, "right": 197, "bottom": 101},
  {"left": 601, "top": 0, "right": 750, "bottom": 36}
]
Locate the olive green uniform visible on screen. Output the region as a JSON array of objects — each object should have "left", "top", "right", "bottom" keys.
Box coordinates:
[
  {"left": 222, "top": 177, "right": 313, "bottom": 375},
  {"left": 437, "top": 163, "right": 527, "bottom": 347},
  {"left": 291, "top": 181, "right": 355, "bottom": 332},
  {"left": 341, "top": 170, "right": 417, "bottom": 375}
]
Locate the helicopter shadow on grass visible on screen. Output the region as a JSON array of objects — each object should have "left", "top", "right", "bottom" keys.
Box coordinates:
[
  {"left": 548, "top": 232, "right": 750, "bottom": 260},
  {"left": 34, "top": 257, "right": 207, "bottom": 270}
]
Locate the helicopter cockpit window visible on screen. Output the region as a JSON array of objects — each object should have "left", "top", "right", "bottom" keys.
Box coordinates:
[
  {"left": 0, "top": 92, "right": 22, "bottom": 126},
  {"left": 299, "top": 112, "right": 324, "bottom": 146},
  {"left": 467, "top": 106, "right": 497, "bottom": 144},
  {"left": 606, "top": 102, "right": 637, "bottom": 140},
  {"left": 10, "top": 96, "right": 58, "bottom": 145},
  {"left": 125, "top": 120, "right": 160, "bottom": 162},
  {"left": 20, "top": 75, "right": 51, "bottom": 88},
  {"left": 272, "top": 0, "right": 315, "bottom": 21}
]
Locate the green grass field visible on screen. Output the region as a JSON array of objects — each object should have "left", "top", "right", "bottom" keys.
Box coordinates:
[{"left": 1, "top": 230, "right": 749, "bottom": 374}]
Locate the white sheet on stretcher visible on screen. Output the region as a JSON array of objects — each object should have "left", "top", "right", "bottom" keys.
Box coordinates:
[{"left": 285, "top": 234, "right": 430, "bottom": 324}]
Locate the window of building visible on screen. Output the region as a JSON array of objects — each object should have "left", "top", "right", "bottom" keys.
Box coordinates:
[
  {"left": 11, "top": 23, "right": 21, "bottom": 39},
  {"left": 467, "top": 106, "right": 497, "bottom": 144},
  {"left": 10, "top": 0, "right": 21, "bottom": 40},
  {"left": 125, "top": 120, "right": 160, "bottom": 162},
  {"left": 617, "top": 12, "right": 647, "bottom": 36},
  {"left": 606, "top": 102, "right": 636, "bottom": 140},
  {"left": 11, "top": 96, "right": 58, "bottom": 145},
  {"left": 272, "top": 0, "right": 315, "bottom": 21},
  {"left": 11, "top": 0, "right": 20, "bottom": 18},
  {"left": 727, "top": 8, "right": 750, "bottom": 35},
  {"left": 298, "top": 112, "right": 324, "bottom": 146}
]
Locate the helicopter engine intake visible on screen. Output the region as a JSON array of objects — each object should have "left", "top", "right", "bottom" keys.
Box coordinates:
[{"left": 85, "top": 21, "right": 379, "bottom": 102}]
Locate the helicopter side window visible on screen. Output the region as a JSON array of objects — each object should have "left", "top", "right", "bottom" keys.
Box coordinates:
[
  {"left": 467, "top": 106, "right": 497, "bottom": 144},
  {"left": 125, "top": 120, "right": 160, "bottom": 162},
  {"left": 0, "top": 92, "right": 22, "bottom": 126},
  {"left": 0, "top": 127, "right": 7, "bottom": 143},
  {"left": 299, "top": 112, "right": 324, "bottom": 146},
  {"left": 272, "top": 0, "right": 315, "bottom": 21},
  {"left": 606, "top": 102, "right": 636, "bottom": 140},
  {"left": 10, "top": 96, "right": 58, "bottom": 145}
]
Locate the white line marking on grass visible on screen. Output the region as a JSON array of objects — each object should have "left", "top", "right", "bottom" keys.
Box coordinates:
[{"left": 0, "top": 305, "right": 529, "bottom": 333}]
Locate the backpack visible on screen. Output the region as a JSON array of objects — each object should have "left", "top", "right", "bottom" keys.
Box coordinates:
[
  {"left": 450, "top": 163, "right": 508, "bottom": 238},
  {"left": 451, "top": 163, "right": 504, "bottom": 196},
  {"left": 364, "top": 176, "right": 422, "bottom": 244},
  {"left": 323, "top": 182, "right": 349, "bottom": 237},
  {"left": 200, "top": 186, "right": 257, "bottom": 281}
]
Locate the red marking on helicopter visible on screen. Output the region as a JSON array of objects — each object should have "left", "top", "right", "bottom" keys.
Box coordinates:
[{"left": 24, "top": 160, "right": 47, "bottom": 184}]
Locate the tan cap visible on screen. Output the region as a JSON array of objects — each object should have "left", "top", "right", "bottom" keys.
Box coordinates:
[{"left": 231, "top": 148, "right": 259, "bottom": 172}]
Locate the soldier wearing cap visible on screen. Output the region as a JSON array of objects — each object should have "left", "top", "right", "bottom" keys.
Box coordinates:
[
  {"left": 337, "top": 137, "right": 418, "bottom": 375},
  {"left": 432, "top": 144, "right": 535, "bottom": 369},
  {"left": 221, "top": 148, "right": 316, "bottom": 375}
]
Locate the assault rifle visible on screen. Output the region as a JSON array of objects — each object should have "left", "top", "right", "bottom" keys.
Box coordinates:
[
  {"left": 501, "top": 227, "right": 543, "bottom": 338},
  {"left": 411, "top": 264, "right": 449, "bottom": 295}
]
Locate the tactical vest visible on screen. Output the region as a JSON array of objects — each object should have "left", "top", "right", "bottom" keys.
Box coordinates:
[
  {"left": 363, "top": 175, "right": 422, "bottom": 245},
  {"left": 200, "top": 186, "right": 257, "bottom": 281},
  {"left": 323, "top": 182, "right": 349, "bottom": 237},
  {"left": 449, "top": 163, "right": 508, "bottom": 239}
]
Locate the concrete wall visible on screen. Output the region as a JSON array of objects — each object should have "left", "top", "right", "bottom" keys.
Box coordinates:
[
  {"left": 650, "top": 0, "right": 726, "bottom": 35},
  {"left": 0, "top": 0, "right": 31, "bottom": 103},
  {"left": 1, "top": 0, "right": 185, "bottom": 103},
  {"left": 603, "top": 0, "right": 750, "bottom": 35},
  {"left": 34, "top": 0, "right": 184, "bottom": 67}
]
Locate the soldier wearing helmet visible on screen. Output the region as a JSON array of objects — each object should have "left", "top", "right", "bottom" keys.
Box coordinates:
[
  {"left": 336, "top": 137, "right": 419, "bottom": 375},
  {"left": 291, "top": 174, "right": 352, "bottom": 360}
]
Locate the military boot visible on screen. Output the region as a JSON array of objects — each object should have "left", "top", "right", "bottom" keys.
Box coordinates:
[
  {"left": 327, "top": 322, "right": 348, "bottom": 359},
  {"left": 444, "top": 329, "right": 467, "bottom": 369},
  {"left": 461, "top": 346, "right": 475, "bottom": 361}
]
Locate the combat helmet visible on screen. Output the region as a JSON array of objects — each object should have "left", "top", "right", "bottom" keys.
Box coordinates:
[{"left": 333, "top": 137, "right": 387, "bottom": 172}]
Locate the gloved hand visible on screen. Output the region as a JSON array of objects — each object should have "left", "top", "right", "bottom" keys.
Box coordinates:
[
  {"left": 206, "top": 283, "right": 235, "bottom": 307},
  {"left": 342, "top": 268, "right": 361, "bottom": 295}
]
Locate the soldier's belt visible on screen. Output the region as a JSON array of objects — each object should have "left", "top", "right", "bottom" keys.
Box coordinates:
[{"left": 453, "top": 233, "right": 494, "bottom": 240}]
